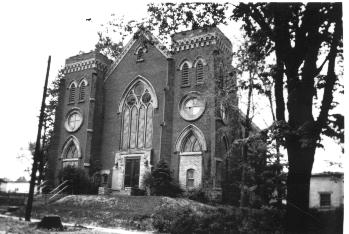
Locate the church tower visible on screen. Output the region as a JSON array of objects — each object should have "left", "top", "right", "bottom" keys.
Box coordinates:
[
  {"left": 48, "top": 52, "right": 111, "bottom": 184},
  {"left": 170, "top": 27, "right": 235, "bottom": 195}
]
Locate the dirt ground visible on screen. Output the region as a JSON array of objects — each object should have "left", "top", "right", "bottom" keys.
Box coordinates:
[{"left": 0, "top": 216, "right": 152, "bottom": 234}]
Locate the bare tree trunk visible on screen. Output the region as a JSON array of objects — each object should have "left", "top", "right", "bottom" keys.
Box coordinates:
[{"left": 240, "top": 72, "right": 253, "bottom": 207}]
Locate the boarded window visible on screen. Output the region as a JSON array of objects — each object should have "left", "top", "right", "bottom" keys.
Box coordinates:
[
  {"left": 186, "top": 169, "right": 195, "bottom": 188},
  {"left": 69, "top": 84, "right": 76, "bottom": 103},
  {"left": 320, "top": 193, "right": 331, "bottom": 207},
  {"left": 181, "top": 63, "right": 189, "bottom": 86},
  {"left": 79, "top": 82, "right": 86, "bottom": 101},
  {"left": 196, "top": 61, "right": 204, "bottom": 84}
]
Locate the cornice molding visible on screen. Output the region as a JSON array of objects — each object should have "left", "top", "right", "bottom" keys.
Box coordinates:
[
  {"left": 172, "top": 32, "right": 231, "bottom": 55},
  {"left": 64, "top": 58, "right": 109, "bottom": 74}
]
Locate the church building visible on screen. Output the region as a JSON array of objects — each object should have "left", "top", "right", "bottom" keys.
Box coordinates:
[{"left": 48, "top": 27, "right": 243, "bottom": 196}]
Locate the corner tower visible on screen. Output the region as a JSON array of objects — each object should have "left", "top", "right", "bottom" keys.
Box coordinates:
[
  {"left": 48, "top": 51, "right": 111, "bottom": 185},
  {"left": 170, "top": 27, "right": 236, "bottom": 194}
]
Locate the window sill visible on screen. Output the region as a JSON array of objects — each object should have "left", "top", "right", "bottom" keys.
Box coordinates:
[
  {"left": 136, "top": 59, "right": 145, "bottom": 63},
  {"left": 68, "top": 101, "right": 75, "bottom": 105},
  {"left": 181, "top": 84, "right": 191, "bottom": 88},
  {"left": 78, "top": 99, "right": 85, "bottom": 103}
]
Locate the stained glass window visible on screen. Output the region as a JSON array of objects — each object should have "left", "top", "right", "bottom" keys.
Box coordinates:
[
  {"left": 145, "top": 105, "right": 153, "bottom": 148},
  {"left": 122, "top": 107, "right": 130, "bottom": 149},
  {"left": 138, "top": 106, "right": 145, "bottom": 148},
  {"left": 130, "top": 107, "right": 138, "bottom": 148},
  {"left": 120, "top": 82, "right": 154, "bottom": 150}
]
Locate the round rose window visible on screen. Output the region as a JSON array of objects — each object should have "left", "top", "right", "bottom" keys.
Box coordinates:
[
  {"left": 65, "top": 110, "right": 83, "bottom": 132},
  {"left": 179, "top": 93, "right": 206, "bottom": 121}
]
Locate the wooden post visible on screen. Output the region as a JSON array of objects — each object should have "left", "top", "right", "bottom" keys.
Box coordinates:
[{"left": 25, "top": 56, "right": 51, "bottom": 221}]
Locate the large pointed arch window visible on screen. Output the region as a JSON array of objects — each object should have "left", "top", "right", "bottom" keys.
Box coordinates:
[
  {"left": 121, "top": 81, "right": 155, "bottom": 150},
  {"left": 61, "top": 137, "right": 80, "bottom": 167}
]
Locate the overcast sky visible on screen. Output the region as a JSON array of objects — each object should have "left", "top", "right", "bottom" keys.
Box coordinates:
[{"left": 0, "top": 0, "right": 344, "bottom": 180}]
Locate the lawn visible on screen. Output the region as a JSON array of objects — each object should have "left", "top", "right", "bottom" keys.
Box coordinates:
[{"left": 11, "top": 195, "right": 214, "bottom": 231}]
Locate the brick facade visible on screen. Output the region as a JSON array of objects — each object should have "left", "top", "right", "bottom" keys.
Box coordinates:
[{"left": 48, "top": 27, "right": 242, "bottom": 195}]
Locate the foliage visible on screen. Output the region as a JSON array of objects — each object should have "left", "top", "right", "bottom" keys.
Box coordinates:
[
  {"left": 58, "top": 166, "right": 98, "bottom": 195},
  {"left": 142, "top": 160, "right": 182, "bottom": 197},
  {"left": 182, "top": 188, "right": 209, "bottom": 204},
  {"left": 152, "top": 205, "right": 284, "bottom": 234}
]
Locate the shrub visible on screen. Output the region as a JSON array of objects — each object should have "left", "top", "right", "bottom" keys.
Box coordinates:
[
  {"left": 143, "top": 160, "right": 182, "bottom": 197},
  {"left": 183, "top": 188, "right": 209, "bottom": 203},
  {"left": 58, "top": 166, "right": 98, "bottom": 194},
  {"left": 152, "top": 205, "right": 285, "bottom": 234}
]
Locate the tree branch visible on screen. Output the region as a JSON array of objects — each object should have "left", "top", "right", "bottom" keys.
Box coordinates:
[{"left": 316, "top": 5, "right": 342, "bottom": 134}]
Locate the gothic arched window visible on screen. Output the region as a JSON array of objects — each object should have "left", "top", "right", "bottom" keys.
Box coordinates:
[
  {"left": 181, "top": 63, "right": 189, "bottom": 87},
  {"left": 196, "top": 60, "right": 204, "bottom": 84},
  {"left": 121, "top": 81, "right": 155, "bottom": 150},
  {"left": 61, "top": 136, "right": 80, "bottom": 167},
  {"left": 78, "top": 80, "right": 87, "bottom": 101},
  {"left": 69, "top": 83, "right": 76, "bottom": 103}
]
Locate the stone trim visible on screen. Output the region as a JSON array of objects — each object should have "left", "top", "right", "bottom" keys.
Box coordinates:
[
  {"left": 172, "top": 32, "right": 231, "bottom": 55},
  {"left": 64, "top": 58, "right": 109, "bottom": 74}
]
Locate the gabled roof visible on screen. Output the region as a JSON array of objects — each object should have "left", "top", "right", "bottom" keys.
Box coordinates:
[{"left": 104, "top": 30, "right": 172, "bottom": 82}]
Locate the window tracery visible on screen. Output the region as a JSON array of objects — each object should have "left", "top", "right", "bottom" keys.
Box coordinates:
[
  {"left": 181, "top": 131, "right": 202, "bottom": 152},
  {"left": 121, "top": 81, "right": 154, "bottom": 150}
]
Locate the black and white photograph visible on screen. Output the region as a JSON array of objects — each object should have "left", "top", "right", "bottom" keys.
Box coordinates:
[{"left": 0, "top": 1, "right": 345, "bottom": 233}]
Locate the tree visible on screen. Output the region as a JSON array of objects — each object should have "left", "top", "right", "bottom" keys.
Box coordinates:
[
  {"left": 58, "top": 166, "right": 97, "bottom": 194},
  {"left": 146, "top": 160, "right": 182, "bottom": 197},
  {"left": 147, "top": 2, "right": 343, "bottom": 232}
]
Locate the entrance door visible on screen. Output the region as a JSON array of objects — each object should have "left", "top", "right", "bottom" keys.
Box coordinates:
[{"left": 124, "top": 158, "right": 140, "bottom": 188}]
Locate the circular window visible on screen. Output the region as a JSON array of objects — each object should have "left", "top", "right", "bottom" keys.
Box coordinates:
[
  {"left": 65, "top": 110, "right": 83, "bottom": 132},
  {"left": 179, "top": 93, "right": 206, "bottom": 121}
]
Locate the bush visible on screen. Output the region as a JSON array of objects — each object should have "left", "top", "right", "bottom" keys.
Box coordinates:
[
  {"left": 183, "top": 188, "right": 209, "bottom": 203},
  {"left": 58, "top": 166, "right": 98, "bottom": 194},
  {"left": 152, "top": 205, "right": 285, "bottom": 234},
  {"left": 143, "top": 160, "right": 182, "bottom": 197}
]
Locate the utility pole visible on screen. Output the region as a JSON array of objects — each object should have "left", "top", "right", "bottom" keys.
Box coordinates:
[{"left": 25, "top": 56, "right": 51, "bottom": 221}]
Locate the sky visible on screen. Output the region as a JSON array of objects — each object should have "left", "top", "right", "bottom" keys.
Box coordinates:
[{"left": 0, "top": 0, "right": 345, "bottom": 180}]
